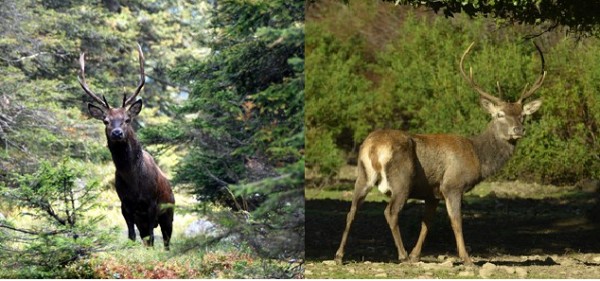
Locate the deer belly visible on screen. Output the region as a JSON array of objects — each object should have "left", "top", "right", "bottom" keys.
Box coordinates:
[{"left": 409, "top": 183, "right": 442, "bottom": 200}]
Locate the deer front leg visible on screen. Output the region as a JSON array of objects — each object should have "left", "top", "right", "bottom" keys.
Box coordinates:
[
  {"left": 121, "top": 205, "right": 136, "bottom": 241},
  {"left": 443, "top": 191, "right": 472, "bottom": 265},
  {"left": 409, "top": 198, "right": 439, "bottom": 262}
]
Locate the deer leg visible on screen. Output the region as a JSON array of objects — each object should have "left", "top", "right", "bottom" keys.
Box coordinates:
[
  {"left": 136, "top": 207, "right": 156, "bottom": 247},
  {"left": 137, "top": 221, "right": 155, "bottom": 247},
  {"left": 159, "top": 208, "right": 174, "bottom": 250},
  {"left": 121, "top": 205, "right": 136, "bottom": 241},
  {"left": 443, "top": 191, "right": 472, "bottom": 265},
  {"left": 335, "top": 165, "right": 371, "bottom": 264},
  {"left": 384, "top": 189, "right": 409, "bottom": 261},
  {"left": 409, "top": 198, "right": 439, "bottom": 262}
]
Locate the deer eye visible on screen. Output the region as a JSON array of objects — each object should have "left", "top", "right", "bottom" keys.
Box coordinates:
[
  {"left": 103, "top": 120, "right": 109, "bottom": 125},
  {"left": 125, "top": 119, "right": 131, "bottom": 124}
]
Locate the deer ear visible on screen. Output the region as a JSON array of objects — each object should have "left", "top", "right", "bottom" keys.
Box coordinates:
[
  {"left": 128, "top": 99, "right": 143, "bottom": 117},
  {"left": 480, "top": 98, "right": 499, "bottom": 115},
  {"left": 523, "top": 99, "right": 542, "bottom": 115},
  {"left": 88, "top": 103, "right": 105, "bottom": 120}
]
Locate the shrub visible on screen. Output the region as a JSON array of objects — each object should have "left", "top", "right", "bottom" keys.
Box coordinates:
[{"left": 0, "top": 158, "right": 111, "bottom": 278}]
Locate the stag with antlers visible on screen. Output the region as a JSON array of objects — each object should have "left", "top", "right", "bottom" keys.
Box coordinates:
[
  {"left": 78, "top": 44, "right": 175, "bottom": 249},
  {"left": 334, "top": 42, "right": 545, "bottom": 265}
]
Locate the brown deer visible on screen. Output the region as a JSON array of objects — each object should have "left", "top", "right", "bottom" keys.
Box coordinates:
[
  {"left": 78, "top": 44, "right": 175, "bottom": 249},
  {"left": 334, "top": 42, "right": 545, "bottom": 265}
]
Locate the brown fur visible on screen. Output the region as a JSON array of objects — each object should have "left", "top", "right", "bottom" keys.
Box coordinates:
[
  {"left": 79, "top": 45, "right": 173, "bottom": 249},
  {"left": 96, "top": 106, "right": 175, "bottom": 250},
  {"left": 334, "top": 99, "right": 542, "bottom": 265}
]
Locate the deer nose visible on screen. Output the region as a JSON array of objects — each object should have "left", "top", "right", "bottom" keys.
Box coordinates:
[
  {"left": 111, "top": 128, "right": 124, "bottom": 139},
  {"left": 513, "top": 127, "right": 524, "bottom": 135}
]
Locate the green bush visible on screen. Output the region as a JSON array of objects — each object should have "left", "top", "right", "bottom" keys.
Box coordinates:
[
  {"left": 0, "top": 158, "right": 111, "bottom": 278},
  {"left": 306, "top": 128, "right": 344, "bottom": 177},
  {"left": 306, "top": 1, "right": 600, "bottom": 184}
]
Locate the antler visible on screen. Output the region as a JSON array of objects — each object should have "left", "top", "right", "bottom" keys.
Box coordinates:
[
  {"left": 459, "top": 42, "right": 503, "bottom": 104},
  {"left": 122, "top": 44, "right": 145, "bottom": 107},
  {"left": 517, "top": 42, "right": 546, "bottom": 103},
  {"left": 78, "top": 53, "right": 110, "bottom": 108}
]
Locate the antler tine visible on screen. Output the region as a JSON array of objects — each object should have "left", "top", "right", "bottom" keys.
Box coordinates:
[
  {"left": 78, "top": 53, "right": 109, "bottom": 108},
  {"left": 459, "top": 42, "right": 503, "bottom": 104},
  {"left": 123, "top": 43, "right": 145, "bottom": 107},
  {"left": 518, "top": 41, "right": 546, "bottom": 103}
]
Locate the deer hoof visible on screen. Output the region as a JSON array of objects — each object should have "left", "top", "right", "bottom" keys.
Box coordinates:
[
  {"left": 462, "top": 258, "right": 475, "bottom": 267},
  {"left": 334, "top": 255, "right": 343, "bottom": 265},
  {"left": 408, "top": 255, "right": 420, "bottom": 263}
]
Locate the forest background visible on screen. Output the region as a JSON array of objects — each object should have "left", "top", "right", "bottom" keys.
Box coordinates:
[{"left": 0, "top": 0, "right": 304, "bottom": 278}]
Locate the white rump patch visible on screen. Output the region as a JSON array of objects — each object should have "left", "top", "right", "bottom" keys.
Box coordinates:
[
  {"left": 377, "top": 146, "right": 392, "bottom": 194},
  {"left": 359, "top": 144, "right": 393, "bottom": 195},
  {"left": 359, "top": 146, "right": 377, "bottom": 187},
  {"left": 377, "top": 170, "right": 390, "bottom": 194}
]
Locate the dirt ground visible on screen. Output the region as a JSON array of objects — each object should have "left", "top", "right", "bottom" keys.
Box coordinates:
[{"left": 305, "top": 179, "right": 600, "bottom": 278}]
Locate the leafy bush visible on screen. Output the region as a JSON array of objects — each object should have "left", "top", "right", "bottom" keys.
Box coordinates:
[{"left": 0, "top": 158, "right": 111, "bottom": 278}]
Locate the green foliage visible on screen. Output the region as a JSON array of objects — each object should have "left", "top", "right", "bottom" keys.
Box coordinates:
[
  {"left": 305, "top": 128, "right": 344, "bottom": 176},
  {"left": 306, "top": 1, "right": 600, "bottom": 184},
  {"left": 376, "top": 0, "right": 600, "bottom": 37},
  {"left": 0, "top": 0, "right": 209, "bottom": 180},
  {"left": 0, "top": 158, "right": 111, "bottom": 278},
  {"left": 169, "top": 0, "right": 304, "bottom": 259}
]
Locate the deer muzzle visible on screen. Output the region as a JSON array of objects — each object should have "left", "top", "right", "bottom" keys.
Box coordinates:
[
  {"left": 110, "top": 128, "right": 125, "bottom": 141},
  {"left": 510, "top": 126, "right": 524, "bottom": 139}
]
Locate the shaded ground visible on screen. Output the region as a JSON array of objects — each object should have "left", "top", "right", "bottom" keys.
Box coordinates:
[{"left": 305, "top": 180, "right": 600, "bottom": 278}]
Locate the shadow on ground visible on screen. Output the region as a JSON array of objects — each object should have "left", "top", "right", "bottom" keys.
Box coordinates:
[{"left": 306, "top": 191, "right": 600, "bottom": 263}]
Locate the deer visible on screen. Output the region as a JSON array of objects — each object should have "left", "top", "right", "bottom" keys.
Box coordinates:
[
  {"left": 334, "top": 42, "right": 546, "bottom": 266},
  {"left": 78, "top": 44, "right": 175, "bottom": 250}
]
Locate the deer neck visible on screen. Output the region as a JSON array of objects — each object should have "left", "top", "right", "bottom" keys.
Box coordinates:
[
  {"left": 107, "top": 131, "right": 143, "bottom": 173},
  {"left": 469, "top": 123, "right": 517, "bottom": 179}
]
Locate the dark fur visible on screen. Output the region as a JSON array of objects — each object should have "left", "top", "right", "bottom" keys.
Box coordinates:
[
  {"left": 107, "top": 126, "right": 175, "bottom": 249},
  {"left": 92, "top": 104, "right": 175, "bottom": 250}
]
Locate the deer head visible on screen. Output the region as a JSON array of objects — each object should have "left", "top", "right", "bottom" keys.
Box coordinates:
[
  {"left": 78, "top": 44, "right": 145, "bottom": 142},
  {"left": 460, "top": 42, "right": 545, "bottom": 141}
]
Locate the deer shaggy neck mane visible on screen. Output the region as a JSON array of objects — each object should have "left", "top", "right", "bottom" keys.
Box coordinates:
[
  {"left": 469, "top": 123, "right": 516, "bottom": 179},
  {"left": 107, "top": 129, "right": 143, "bottom": 172}
]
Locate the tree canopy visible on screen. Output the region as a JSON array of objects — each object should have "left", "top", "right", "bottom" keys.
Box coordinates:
[{"left": 389, "top": 0, "right": 600, "bottom": 37}]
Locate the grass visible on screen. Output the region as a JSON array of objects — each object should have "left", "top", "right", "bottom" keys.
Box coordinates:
[{"left": 0, "top": 174, "right": 298, "bottom": 279}]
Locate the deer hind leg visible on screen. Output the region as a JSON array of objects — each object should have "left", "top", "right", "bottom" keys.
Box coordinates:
[
  {"left": 384, "top": 167, "right": 412, "bottom": 261},
  {"left": 335, "top": 161, "right": 373, "bottom": 264},
  {"left": 442, "top": 189, "right": 472, "bottom": 265},
  {"left": 159, "top": 208, "right": 174, "bottom": 250},
  {"left": 409, "top": 198, "right": 439, "bottom": 262}
]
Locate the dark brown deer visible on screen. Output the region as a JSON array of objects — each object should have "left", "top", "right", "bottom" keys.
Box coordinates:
[
  {"left": 334, "top": 42, "right": 546, "bottom": 265},
  {"left": 78, "top": 44, "right": 175, "bottom": 249}
]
